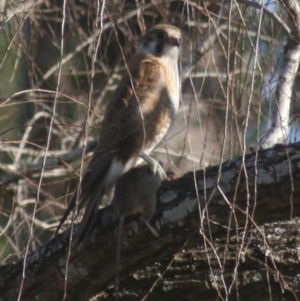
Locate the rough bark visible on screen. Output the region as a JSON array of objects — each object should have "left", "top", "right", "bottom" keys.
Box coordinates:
[{"left": 1, "top": 142, "right": 300, "bottom": 300}]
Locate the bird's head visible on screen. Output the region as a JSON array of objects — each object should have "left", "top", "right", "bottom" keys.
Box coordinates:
[{"left": 138, "top": 24, "right": 181, "bottom": 61}]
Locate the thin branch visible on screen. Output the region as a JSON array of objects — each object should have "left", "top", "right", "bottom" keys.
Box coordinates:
[{"left": 0, "top": 140, "right": 97, "bottom": 185}]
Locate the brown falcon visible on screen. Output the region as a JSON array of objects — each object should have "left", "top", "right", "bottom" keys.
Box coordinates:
[{"left": 56, "top": 24, "right": 181, "bottom": 242}]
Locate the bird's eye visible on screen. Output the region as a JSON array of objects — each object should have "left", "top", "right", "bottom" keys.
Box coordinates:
[{"left": 154, "top": 30, "right": 167, "bottom": 39}]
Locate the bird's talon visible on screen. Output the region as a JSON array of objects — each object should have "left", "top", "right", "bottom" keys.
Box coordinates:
[{"left": 139, "top": 153, "right": 167, "bottom": 180}]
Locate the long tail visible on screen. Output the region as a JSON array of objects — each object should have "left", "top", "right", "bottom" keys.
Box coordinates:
[
  {"left": 55, "top": 189, "right": 78, "bottom": 236},
  {"left": 55, "top": 152, "right": 115, "bottom": 243}
]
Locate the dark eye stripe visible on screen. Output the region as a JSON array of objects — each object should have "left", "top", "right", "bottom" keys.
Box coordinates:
[
  {"left": 155, "top": 30, "right": 166, "bottom": 39},
  {"left": 155, "top": 42, "right": 164, "bottom": 56}
]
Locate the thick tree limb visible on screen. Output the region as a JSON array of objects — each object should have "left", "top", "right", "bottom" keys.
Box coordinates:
[{"left": 1, "top": 142, "right": 300, "bottom": 300}]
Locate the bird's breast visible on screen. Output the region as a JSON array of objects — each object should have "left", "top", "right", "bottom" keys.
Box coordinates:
[
  {"left": 139, "top": 60, "right": 179, "bottom": 151},
  {"left": 140, "top": 62, "right": 179, "bottom": 116},
  {"left": 165, "top": 61, "right": 180, "bottom": 116}
]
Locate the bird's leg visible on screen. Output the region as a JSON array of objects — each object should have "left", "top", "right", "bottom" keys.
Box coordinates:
[
  {"left": 129, "top": 220, "right": 159, "bottom": 238},
  {"left": 142, "top": 219, "right": 160, "bottom": 237},
  {"left": 129, "top": 218, "right": 159, "bottom": 238},
  {"left": 139, "top": 152, "right": 167, "bottom": 179}
]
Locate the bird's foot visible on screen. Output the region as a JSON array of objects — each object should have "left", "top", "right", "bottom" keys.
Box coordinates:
[
  {"left": 129, "top": 220, "right": 159, "bottom": 238},
  {"left": 139, "top": 153, "right": 167, "bottom": 179}
]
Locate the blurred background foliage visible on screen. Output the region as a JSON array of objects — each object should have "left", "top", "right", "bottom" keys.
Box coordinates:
[{"left": 0, "top": 0, "right": 297, "bottom": 260}]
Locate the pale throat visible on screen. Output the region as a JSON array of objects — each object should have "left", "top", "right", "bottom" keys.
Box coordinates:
[{"left": 161, "top": 55, "right": 180, "bottom": 114}]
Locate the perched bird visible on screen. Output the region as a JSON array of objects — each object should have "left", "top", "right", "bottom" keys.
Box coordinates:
[
  {"left": 56, "top": 24, "right": 181, "bottom": 243},
  {"left": 111, "top": 164, "right": 163, "bottom": 300}
]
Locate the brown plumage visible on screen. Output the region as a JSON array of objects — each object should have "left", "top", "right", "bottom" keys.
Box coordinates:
[{"left": 56, "top": 24, "right": 181, "bottom": 243}]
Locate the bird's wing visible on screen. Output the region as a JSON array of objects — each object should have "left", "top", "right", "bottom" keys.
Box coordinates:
[
  {"left": 95, "top": 55, "right": 165, "bottom": 156},
  {"left": 78, "top": 57, "right": 164, "bottom": 195},
  {"left": 73, "top": 58, "right": 166, "bottom": 243},
  {"left": 56, "top": 56, "right": 165, "bottom": 239}
]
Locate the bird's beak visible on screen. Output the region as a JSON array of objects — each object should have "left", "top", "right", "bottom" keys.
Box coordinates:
[{"left": 167, "top": 37, "right": 180, "bottom": 47}]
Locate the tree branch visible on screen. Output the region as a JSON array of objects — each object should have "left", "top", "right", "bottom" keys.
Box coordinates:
[
  {"left": 0, "top": 141, "right": 97, "bottom": 185},
  {"left": 1, "top": 142, "right": 300, "bottom": 300}
]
